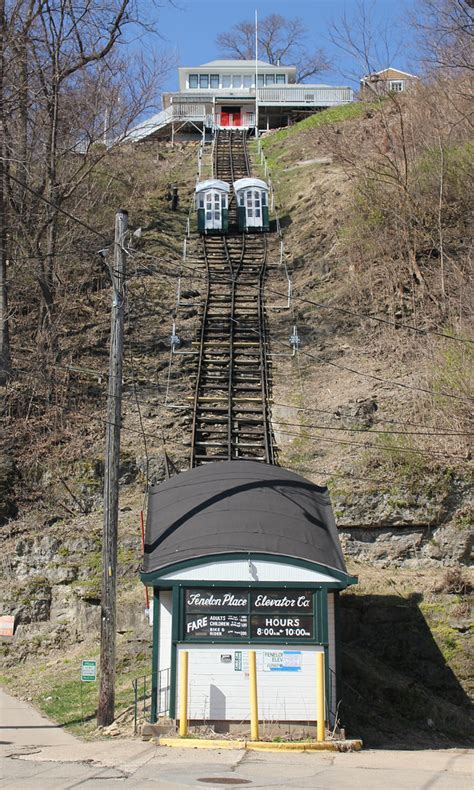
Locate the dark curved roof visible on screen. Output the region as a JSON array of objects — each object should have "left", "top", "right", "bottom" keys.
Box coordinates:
[{"left": 142, "top": 461, "right": 347, "bottom": 576}]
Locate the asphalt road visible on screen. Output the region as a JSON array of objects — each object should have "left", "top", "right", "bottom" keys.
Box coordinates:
[{"left": 1, "top": 689, "right": 473, "bottom": 789}]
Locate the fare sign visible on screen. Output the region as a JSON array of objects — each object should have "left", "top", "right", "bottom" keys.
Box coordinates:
[
  {"left": 183, "top": 588, "right": 315, "bottom": 641},
  {"left": 185, "top": 614, "right": 248, "bottom": 638}
]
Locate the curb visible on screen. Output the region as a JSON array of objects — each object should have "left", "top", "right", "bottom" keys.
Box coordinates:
[{"left": 158, "top": 737, "right": 363, "bottom": 752}]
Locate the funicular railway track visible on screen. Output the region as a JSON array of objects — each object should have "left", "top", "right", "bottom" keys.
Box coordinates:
[
  {"left": 213, "top": 128, "right": 250, "bottom": 223},
  {"left": 190, "top": 131, "right": 274, "bottom": 466}
]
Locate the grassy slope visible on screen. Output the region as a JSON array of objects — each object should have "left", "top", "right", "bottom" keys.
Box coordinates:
[{"left": 259, "top": 102, "right": 473, "bottom": 745}]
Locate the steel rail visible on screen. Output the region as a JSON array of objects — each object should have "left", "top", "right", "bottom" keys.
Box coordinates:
[
  {"left": 257, "top": 234, "right": 274, "bottom": 464},
  {"left": 190, "top": 129, "right": 274, "bottom": 467}
]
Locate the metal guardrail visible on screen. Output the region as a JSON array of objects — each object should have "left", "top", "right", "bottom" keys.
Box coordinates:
[{"left": 132, "top": 668, "right": 170, "bottom": 734}]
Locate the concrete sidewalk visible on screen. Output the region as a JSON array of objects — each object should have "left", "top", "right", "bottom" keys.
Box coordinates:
[
  {"left": 1, "top": 687, "right": 473, "bottom": 789},
  {"left": 0, "top": 688, "right": 78, "bottom": 749}
]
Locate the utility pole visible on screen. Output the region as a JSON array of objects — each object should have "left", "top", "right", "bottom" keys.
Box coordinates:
[{"left": 97, "top": 209, "right": 128, "bottom": 727}]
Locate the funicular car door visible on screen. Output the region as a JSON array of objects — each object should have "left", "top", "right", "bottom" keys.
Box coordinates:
[
  {"left": 205, "top": 190, "right": 222, "bottom": 231},
  {"left": 245, "top": 189, "right": 262, "bottom": 228}
]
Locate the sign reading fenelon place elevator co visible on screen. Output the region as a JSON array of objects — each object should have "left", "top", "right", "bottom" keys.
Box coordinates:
[{"left": 184, "top": 589, "right": 315, "bottom": 640}]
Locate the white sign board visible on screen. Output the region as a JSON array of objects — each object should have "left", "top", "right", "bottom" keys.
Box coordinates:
[
  {"left": 81, "top": 660, "right": 97, "bottom": 682},
  {"left": 263, "top": 650, "right": 302, "bottom": 672}
]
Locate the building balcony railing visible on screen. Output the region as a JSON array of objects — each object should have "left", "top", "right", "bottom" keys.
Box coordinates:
[
  {"left": 258, "top": 85, "right": 353, "bottom": 105},
  {"left": 167, "top": 85, "right": 353, "bottom": 106},
  {"left": 212, "top": 112, "right": 256, "bottom": 128}
]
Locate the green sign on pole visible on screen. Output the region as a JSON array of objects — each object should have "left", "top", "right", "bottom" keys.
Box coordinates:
[{"left": 81, "top": 659, "right": 97, "bottom": 682}]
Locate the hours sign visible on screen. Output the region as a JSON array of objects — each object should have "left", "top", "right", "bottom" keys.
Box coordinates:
[{"left": 183, "top": 588, "right": 315, "bottom": 641}]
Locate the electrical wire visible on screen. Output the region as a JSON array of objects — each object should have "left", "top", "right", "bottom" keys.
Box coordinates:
[
  {"left": 272, "top": 419, "right": 473, "bottom": 438},
  {"left": 274, "top": 428, "right": 466, "bottom": 460},
  {"left": 7, "top": 172, "right": 108, "bottom": 241},
  {"left": 132, "top": 248, "right": 474, "bottom": 346},
  {"left": 125, "top": 251, "right": 473, "bottom": 404},
  {"left": 12, "top": 358, "right": 473, "bottom": 439},
  {"left": 8, "top": 154, "right": 471, "bottom": 347},
  {"left": 271, "top": 402, "right": 470, "bottom": 432}
]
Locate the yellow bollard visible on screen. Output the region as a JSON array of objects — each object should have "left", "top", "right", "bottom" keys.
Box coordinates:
[
  {"left": 179, "top": 650, "right": 188, "bottom": 737},
  {"left": 316, "top": 651, "right": 325, "bottom": 742},
  {"left": 248, "top": 650, "right": 259, "bottom": 741}
]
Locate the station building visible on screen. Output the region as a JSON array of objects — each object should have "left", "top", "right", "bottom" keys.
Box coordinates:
[
  {"left": 126, "top": 59, "right": 353, "bottom": 142},
  {"left": 141, "top": 461, "right": 356, "bottom": 731}
]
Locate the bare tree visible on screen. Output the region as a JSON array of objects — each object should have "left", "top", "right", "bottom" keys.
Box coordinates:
[
  {"left": 414, "top": 0, "right": 474, "bottom": 74},
  {"left": 328, "top": 0, "right": 404, "bottom": 82},
  {"left": 3, "top": 0, "right": 170, "bottom": 341},
  {"left": 0, "top": 0, "right": 9, "bottom": 383},
  {"left": 216, "top": 13, "right": 331, "bottom": 82}
]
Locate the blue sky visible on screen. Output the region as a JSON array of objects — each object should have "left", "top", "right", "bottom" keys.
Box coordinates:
[{"left": 140, "top": 0, "right": 419, "bottom": 93}]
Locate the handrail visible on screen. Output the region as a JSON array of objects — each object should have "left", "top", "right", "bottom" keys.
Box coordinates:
[{"left": 132, "top": 668, "right": 171, "bottom": 732}]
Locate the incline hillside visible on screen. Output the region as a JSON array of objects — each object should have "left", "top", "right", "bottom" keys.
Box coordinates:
[{"left": 1, "top": 78, "right": 473, "bottom": 746}]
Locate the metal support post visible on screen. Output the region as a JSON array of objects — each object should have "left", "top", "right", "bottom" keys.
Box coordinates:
[
  {"left": 249, "top": 650, "right": 259, "bottom": 741},
  {"left": 179, "top": 651, "right": 189, "bottom": 737},
  {"left": 316, "top": 651, "right": 325, "bottom": 742},
  {"left": 97, "top": 209, "right": 128, "bottom": 727}
]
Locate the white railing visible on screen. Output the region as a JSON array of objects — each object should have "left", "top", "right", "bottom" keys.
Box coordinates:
[
  {"left": 212, "top": 112, "right": 256, "bottom": 128},
  {"left": 172, "top": 104, "right": 206, "bottom": 120},
  {"left": 123, "top": 105, "right": 206, "bottom": 142},
  {"left": 123, "top": 83, "right": 353, "bottom": 143},
  {"left": 258, "top": 86, "right": 353, "bottom": 105},
  {"left": 173, "top": 85, "right": 353, "bottom": 106}
]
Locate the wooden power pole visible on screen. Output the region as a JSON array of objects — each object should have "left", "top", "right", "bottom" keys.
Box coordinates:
[{"left": 98, "top": 209, "right": 128, "bottom": 727}]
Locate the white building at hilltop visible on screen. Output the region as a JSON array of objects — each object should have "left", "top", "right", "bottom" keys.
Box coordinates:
[{"left": 126, "top": 59, "right": 353, "bottom": 142}]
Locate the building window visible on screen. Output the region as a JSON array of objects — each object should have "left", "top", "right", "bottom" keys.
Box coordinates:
[
  {"left": 222, "top": 74, "right": 231, "bottom": 88},
  {"left": 389, "top": 80, "right": 404, "bottom": 92},
  {"left": 210, "top": 74, "right": 219, "bottom": 88},
  {"left": 232, "top": 74, "right": 242, "bottom": 88},
  {"left": 276, "top": 74, "right": 286, "bottom": 84},
  {"left": 257, "top": 74, "right": 265, "bottom": 87},
  {"left": 199, "top": 74, "right": 209, "bottom": 88},
  {"left": 189, "top": 74, "right": 198, "bottom": 88},
  {"left": 243, "top": 74, "right": 253, "bottom": 88},
  {"left": 265, "top": 74, "right": 276, "bottom": 85}
]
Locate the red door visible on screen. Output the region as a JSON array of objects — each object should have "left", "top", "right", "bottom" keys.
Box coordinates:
[
  {"left": 221, "top": 112, "right": 229, "bottom": 127},
  {"left": 232, "top": 112, "right": 241, "bottom": 126}
]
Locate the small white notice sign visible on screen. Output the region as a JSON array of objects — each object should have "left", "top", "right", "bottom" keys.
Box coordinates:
[{"left": 263, "top": 650, "right": 302, "bottom": 672}]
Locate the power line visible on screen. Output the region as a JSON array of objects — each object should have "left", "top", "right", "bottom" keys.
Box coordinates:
[
  {"left": 11, "top": 355, "right": 472, "bottom": 439},
  {"left": 273, "top": 419, "right": 473, "bottom": 438},
  {"left": 129, "top": 249, "right": 474, "bottom": 402},
  {"left": 10, "top": 163, "right": 470, "bottom": 347},
  {"left": 133, "top": 248, "right": 474, "bottom": 346},
  {"left": 275, "top": 428, "right": 466, "bottom": 460},
  {"left": 271, "top": 402, "right": 470, "bottom": 432},
  {"left": 7, "top": 171, "right": 108, "bottom": 241}
]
